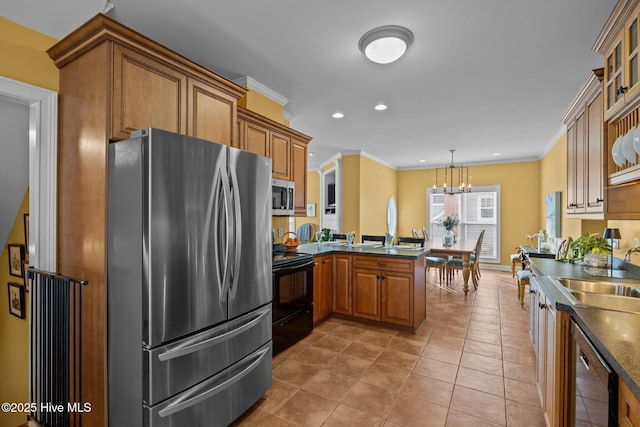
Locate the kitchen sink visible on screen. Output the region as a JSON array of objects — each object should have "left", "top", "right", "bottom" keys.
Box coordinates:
[{"left": 553, "top": 277, "right": 640, "bottom": 313}]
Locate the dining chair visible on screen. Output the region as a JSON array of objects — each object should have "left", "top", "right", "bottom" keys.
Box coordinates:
[
  {"left": 296, "top": 223, "right": 315, "bottom": 243},
  {"left": 399, "top": 236, "right": 446, "bottom": 285},
  {"left": 446, "top": 230, "right": 484, "bottom": 289},
  {"left": 361, "top": 234, "right": 386, "bottom": 244}
]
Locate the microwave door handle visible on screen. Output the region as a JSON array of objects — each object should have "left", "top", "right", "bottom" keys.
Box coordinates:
[{"left": 228, "top": 167, "right": 242, "bottom": 301}]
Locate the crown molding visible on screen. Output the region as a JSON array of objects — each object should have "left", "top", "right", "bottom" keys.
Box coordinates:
[
  {"left": 233, "top": 76, "right": 289, "bottom": 106},
  {"left": 359, "top": 151, "right": 398, "bottom": 170},
  {"left": 283, "top": 110, "right": 295, "bottom": 122}
]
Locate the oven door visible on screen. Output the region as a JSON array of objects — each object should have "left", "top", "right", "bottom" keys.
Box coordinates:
[
  {"left": 272, "top": 258, "right": 314, "bottom": 322},
  {"left": 569, "top": 319, "right": 618, "bottom": 427}
]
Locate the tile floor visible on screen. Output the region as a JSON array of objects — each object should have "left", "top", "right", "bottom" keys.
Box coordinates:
[{"left": 233, "top": 269, "right": 546, "bottom": 427}]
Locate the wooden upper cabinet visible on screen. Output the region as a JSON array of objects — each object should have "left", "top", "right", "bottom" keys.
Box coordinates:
[
  {"left": 270, "top": 131, "right": 290, "bottom": 180},
  {"left": 112, "top": 45, "right": 187, "bottom": 139},
  {"left": 291, "top": 138, "right": 308, "bottom": 215},
  {"left": 243, "top": 120, "right": 270, "bottom": 157},
  {"left": 187, "top": 78, "right": 237, "bottom": 146},
  {"left": 237, "top": 106, "right": 311, "bottom": 214},
  {"left": 562, "top": 69, "right": 604, "bottom": 219},
  {"left": 605, "top": 37, "right": 625, "bottom": 117}
]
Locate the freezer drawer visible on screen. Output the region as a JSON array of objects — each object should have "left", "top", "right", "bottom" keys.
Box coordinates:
[
  {"left": 144, "top": 341, "right": 272, "bottom": 427},
  {"left": 145, "top": 304, "right": 271, "bottom": 405}
]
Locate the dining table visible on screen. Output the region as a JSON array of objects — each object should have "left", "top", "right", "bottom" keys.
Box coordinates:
[{"left": 427, "top": 239, "right": 478, "bottom": 294}]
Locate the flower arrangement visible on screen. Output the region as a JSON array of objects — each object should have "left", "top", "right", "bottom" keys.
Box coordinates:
[{"left": 437, "top": 214, "right": 460, "bottom": 231}]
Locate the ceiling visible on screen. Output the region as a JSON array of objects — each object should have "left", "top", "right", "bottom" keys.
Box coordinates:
[{"left": 2, "top": 0, "right": 617, "bottom": 170}]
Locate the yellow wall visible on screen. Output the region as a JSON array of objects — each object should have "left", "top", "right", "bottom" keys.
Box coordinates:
[
  {"left": 0, "top": 17, "right": 58, "bottom": 91},
  {"left": 359, "top": 156, "right": 397, "bottom": 238},
  {"left": 294, "top": 171, "right": 320, "bottom": 236},
  {"left": 239, "top": 90, "right": 287, "bottom": 125},
  {"left": 0, "top": 192, "right": 30, "bottom": 427},
  {"left": 0, "top": 19, "right": 58, "bottom": 426},
  {"left": 609, "top": 220, "right": 640, "bottom": 265},
  {"left": 397, "top": 161, "right": 542, "bottom": 265},
  {"left": 341, "top": 155, "right": 361, "bottom": 238}
]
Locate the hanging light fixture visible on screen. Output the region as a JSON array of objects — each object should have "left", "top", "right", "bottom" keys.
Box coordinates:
[
  {"left": 433, "top": 150, "right": 472, "bottom": 195},
  {"left": 358, "top": 25, "right": 414, "bottom": 64}
]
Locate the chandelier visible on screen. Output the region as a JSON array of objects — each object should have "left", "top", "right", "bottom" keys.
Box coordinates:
[{"left": 433, "top": 150, "right": 472, "bottom": 195}]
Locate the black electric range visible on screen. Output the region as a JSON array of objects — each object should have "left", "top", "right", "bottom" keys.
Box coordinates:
[{"left": 271, "top": 246, "right": 314, "bottom": 355}]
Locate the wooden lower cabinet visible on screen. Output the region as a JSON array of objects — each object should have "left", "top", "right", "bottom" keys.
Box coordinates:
[
  {"left": 382, "top": 272, "right": 414, "bottom": 327},
  {"left": 352, "top": 268, "right": 381, "bottom": 321},
  {"left": 329, "top": 254, "right": 425, "bottom": 332},
  {"left": 620, "top": 379, "right": 640, "bottom": 427},
  {"left": 332, "top": 254, "right": 352, "bottom": 315},
  {"left": 531, "top": 276, "right": 570, "bottom": 427},
  {"left": 313, "top": 255, "right": 332, "bottom": 324}
]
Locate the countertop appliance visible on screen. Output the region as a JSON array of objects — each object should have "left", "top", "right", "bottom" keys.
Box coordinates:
[
  {"left": 272, "top": 249, "right": 314, "bottom": 355},
  {"left": 272, "top": 178, "right": 295, "bottom": 216},
  {"left": 568, "top": 319, "right": 617, "bottom": 427},
  {"left": 107, "top": 128, "right": 272, "bottom": 427}
]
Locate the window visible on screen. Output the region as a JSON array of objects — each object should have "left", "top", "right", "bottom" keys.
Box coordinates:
[{"left": 426, "top": 185, "right": 501, "bottom": 263}]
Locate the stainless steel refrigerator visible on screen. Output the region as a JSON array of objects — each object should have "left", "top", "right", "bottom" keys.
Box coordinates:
[{"left": 107, "top": 128, "right": 272, "bottom": 427}]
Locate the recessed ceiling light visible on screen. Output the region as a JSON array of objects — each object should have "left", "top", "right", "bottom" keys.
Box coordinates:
[
  {"left": 359, "top": 25, "right": 414, "bottom": 64},
  {"left": 332, "top": 112, "right": 344, "bottom": 119},
  {"left": 419, "top": 159, "right": 426, "bottom": 163},
  {"left": 492, "top": 152, "right": 501, "bottom": 156},
  {"left": 375, "top": 103, "right": 388, "bottom": 111},
  {"left": 309, "top": 152, "right": 315, "bottom": 156}
]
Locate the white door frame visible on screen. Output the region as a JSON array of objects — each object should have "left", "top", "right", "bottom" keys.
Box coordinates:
[{"left": 0, "top": 76, "right": 57, "bottom": 271}]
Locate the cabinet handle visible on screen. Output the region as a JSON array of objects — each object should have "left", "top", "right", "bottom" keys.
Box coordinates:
[
  {"left": 538, "top": 302, "right": 547, "bottom": 310},
  {"left": 381, "top": 275, "right": 385, "bottom": 280},
  {"left": 529, "top": 289, "right": 535, "bottom": 294},
  {"left": 617, "top": 85, "right": 628, "bottom": 96},
  {"left": 568, "top": 203, "right": 576, "bottom": 208},
  {"left": 596, "top": 198, "right": 604, "bottom": 203}
]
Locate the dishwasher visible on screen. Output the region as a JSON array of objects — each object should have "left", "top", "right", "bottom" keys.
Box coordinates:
[{"left": 568, "top": 318, "right": 618, "bottom": 427}]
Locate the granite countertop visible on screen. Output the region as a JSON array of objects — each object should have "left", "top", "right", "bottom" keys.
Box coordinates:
[
  {"left": 528, "top": 257, "right": 640, "bottom": 399},
  {"left": 295, "top": 242, "right": 429, "bottom": 259}
]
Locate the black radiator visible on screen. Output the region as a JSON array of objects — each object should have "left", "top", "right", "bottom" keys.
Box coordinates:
[{"left": 28, "top": 268, "right": 88, "bottom": 427}]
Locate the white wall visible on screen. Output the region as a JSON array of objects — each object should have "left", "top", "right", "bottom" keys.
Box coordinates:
[{"left": 0, "top": 98, "right": 29, "bottom": 247}]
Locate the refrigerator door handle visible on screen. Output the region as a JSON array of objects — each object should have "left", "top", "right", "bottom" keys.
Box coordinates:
[
  {"left": 209, "top": 159, "right": 226, "bottom": 300},
  {"left": 228, "top": 167, "right": 242, "bottom": 301},
  {"left": 157, "top": 346, "right": 270, "bottom": 418},
  {"left": 218, "top": 164, "right": 233, "bottom": 298},
  {"left": 156, "top": 306, "right": 270, "bottom": 361}
]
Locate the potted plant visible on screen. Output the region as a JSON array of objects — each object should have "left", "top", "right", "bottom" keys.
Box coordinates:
[
  {"left": 437, "top": 214, "right": 460, "bottom": 247},
  {"left": 569, "top": 232, "right": 611, "bottom": 267}
]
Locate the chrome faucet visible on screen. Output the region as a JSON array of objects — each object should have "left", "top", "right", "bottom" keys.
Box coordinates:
[{"left": 624, "top": 247, "right": 640, "bottom": 262}]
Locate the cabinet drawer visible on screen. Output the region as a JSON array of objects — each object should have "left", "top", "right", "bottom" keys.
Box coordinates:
[{"left": 352, "top": 256, "right": 413, "bottom": 272}]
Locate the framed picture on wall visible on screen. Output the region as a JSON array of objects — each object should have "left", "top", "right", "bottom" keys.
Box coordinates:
[
  {"left": 8, "top": 282, "right": 25, "bottom": 319},
  {"left": 306, "top": 203, "right": 316, "bottom": 218},
  {"left": 545, "top": 192, "right": 562, "bottom": 239},
  {"left": 8, "top": 244, "right": 25, "bottom": 278}
]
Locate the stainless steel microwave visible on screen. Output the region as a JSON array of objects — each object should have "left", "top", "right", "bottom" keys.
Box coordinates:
[{"left": 272, "top": 179, "right": 295, "bottom": 216}]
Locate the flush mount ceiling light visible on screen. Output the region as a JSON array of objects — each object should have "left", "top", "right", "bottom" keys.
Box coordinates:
[
  {"left": 358, "top": 25, "right": 414, "bottom": 64},
  {"left": 374, "top": 103, "right": 388, "bottom": 111},
  {"left": 332, "top": 112, "right": 345, "bottom": 119}
]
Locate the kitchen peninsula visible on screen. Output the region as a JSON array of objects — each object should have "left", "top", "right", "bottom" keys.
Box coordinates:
[{"left": 296, "top": 243, "right": 427, "bottom": 333}]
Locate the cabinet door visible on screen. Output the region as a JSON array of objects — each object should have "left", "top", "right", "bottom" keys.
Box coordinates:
[
  {"left": 187, "top": 78, "right": 236, "bottom": 146},
  {"left": 620, "top": 379, "right": 640, "bottom": 427},
  {"left": 544, "top": 300, "right": 557, "bottom": 426},
  {"left": 352, "top": 268, "right": 381, "bottom": 321},
  {"left": 382, "top": 272, "right": 413, "bottom": 327},
  {"left": 566, "top": 123, "right": 578, "bottom": 213},
  {"left": 536, "top": 290, "right": 547, "bottom": 403},
  {"left": 271, "top": 131, "right": 290, "bottom": 180},
  {"left": 605, "top": 38, "right": 624, "bottom": 118},
  {"left": 313, "top": 256, "right": 332, "bottom": 324},
  {"left": 112, "top": 45, "right": 187, "bottom": 140},
  {"left": 243, "top": 121, "right": 270, "bottom": 157},
  {"left": 332, "top": 255, "right": 352, "bottom": 315},
  {"left": 586, "top": 90, "right": 604, "bottom": 212},
  {"left": 291, "top": 138, "right": 307, "bottom": 215}
]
